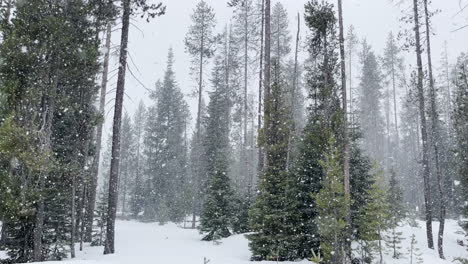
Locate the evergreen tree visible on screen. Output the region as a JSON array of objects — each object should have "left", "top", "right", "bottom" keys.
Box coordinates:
[
  {"left": 385, "top": 169, "right": 405, "bottom": 259},
  {"left": 248, "top": 62, "right": 291, "bottom": 261},
  {"left": 314, "top": 137, "right": 348, "bottom": 264},
  {"left": 0, "top": 0, "right": 102, "bottom": 260},
  {"left": 143, "top": 49, "right": 190, "bottom": 223},
  {"left": 283, "top": 1, "right": 342, "bottom": 259},
  {"left": 130, "top": 102, "right": 147, "bottom": 218},
  {"left": 199, "top": 52, "right": 233, "bottom": 241},
  {"left": 119, "top": 113, "right": 135, "bottom": 218},
  {"left": 357, "top": 40, "right": 385, "bottom": 166},
  {"left": 185, "top": 0, "right": 218, "bottom": 228},
  {"left": 408, "top": 234, "right": 424, "bottom": 264},
  {"left": 357, "top": 167, "right": 390, "bottom": 264},
  {"left": 271, "top": 2, "right": 291, "bottom": 67},
  {"left": 453, "top": 53, "right": 468, "bottom": 226}
]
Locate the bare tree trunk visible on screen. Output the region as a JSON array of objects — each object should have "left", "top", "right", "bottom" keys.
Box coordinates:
[
  {"left": 104, "top": 0, "right": 130, "bottom": 254},
  {"left": 263, "top": 0, "right": 271, "bottom": 167},
  {"left": 80, "top": 184, "right": 86, "bottom": 251},
  {"left": 422, "top": 0, "right": 444, "bottom": 257},
  {"left": 243, "top": 2, "right": 249, "bottom": 192},
  {"left": 348, "top": 34, "right": 353, "bottom": 129},
  {"left": 390, "top": 35, "right": 400, "bottom": 145},
  {"left": 71, "top": 173, "right": 77, "bottom": 258},
  {"left": 257, "top": 0, "right": 265, "bottom": 173},
  {"left": 337, "top": 1, "right": 351, "bottom": 262},
  {"left": 286, "top": 13, "right": 300, "bottom": 170},
  {"left": 0, "top": 219, "right": 7, "bottom": 249},
  {"left": 85, "top": 22, "right": 112, "bottom": 242},
  {"left": 192, "top": 8, "right": 207, "bottom": 230},
  {"left": 412, "top": 0, "right": 434, "bottom": 249}
]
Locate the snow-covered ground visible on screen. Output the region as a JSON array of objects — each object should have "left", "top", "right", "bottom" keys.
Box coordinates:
[{"left": 0, "top": 219, "right": 467, "bottom": 263}]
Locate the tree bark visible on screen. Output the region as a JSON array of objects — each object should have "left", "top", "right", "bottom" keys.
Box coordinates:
[
  {"left": 337, "top": 0, "right": 350, "bottom": 219},
  {"left": 104, "top": 0, "right": 130, "bottom": 254},
  {"left": 192, "top": 5, "right": 206, "bottom": 230},
  {"left": 422, "top": 0, "right": 445, "bottom": 257},
  {"left": 71, "top": 173, "right": 77, "bottom": 258},
  {"left": 243, "top": 1, "right": 249, "bottom": 192},
  {"left": 390, "top": 34, "right": 400, "bottom": 145},
  {"left": 33, "top": 72, "right": 57, "bottom": 262},
  {"left": 412, "top": 0, "right": 434, "bottom": 249},
  {"left": 263, "top": 0, "right": 270, "bottom": 167},
  {"left": 0, "top": 219, "right": 7, "bottom": 249},
  {"left": 85, "top": 22, "right": 112, "bottom": 242},
  {"left": 257, "top": 0, "right": 265, "bottom": 173},
  {"left": 286, "top": 13, "right": 300, "bottom": 170},
  {"left": 337, "top": 1, "right": 351, "bottom": 262}
]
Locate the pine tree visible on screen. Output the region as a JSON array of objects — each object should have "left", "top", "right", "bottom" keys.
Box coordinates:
[
  {"left": 248, "top": 62, "right": 291, "bottom": 261},
  {"left": 271, "top": 2, "right": 291, "bottom": 67},
  {"left": 382, "top": 32, "right": 404, "bottom": 147},
  {"left": 408, "top": 234, "right": 424, "bottom": 264},
  {"left": 314, "top": 137, "right": 348, "bottom": 264},
  {"left": 91, "top": 186, "right": 108, "bottom": 247},
  {"left": 0, "top": 0, "right": 103, "bottom": 260},
  {"left": 357, "top": 40, "right": 385, "bottom": 165},
  {"left": 185, "top": 0, "right": 218, "bottom": 228},
  {"left": 104, "top": 0, "right": 165, "bottom": 254},
  {"left": 231, "top": 0, "right": 261, "bottom": 197},
  {"left": 130, "top": 102, "right": 147, "bottom": 218},
  {"left": 119, "top": 113, "right": 135, "bottom": 218},
  {"left": 385, "top": 169, "right": 405, "bottom": 259},
  {"left": 411, "top": 0, "right": 434, "bottom": 249},
  {"left": 357, "top": 166, "right": 390, "bottom": 264},
  {"left": 199, "top": 52, "right": 234, "bottom": 241},
  {"left": 143, "top": 49, "right": 190, "bottom": 223},
  {"left": 453, "top": 53, "right": 468, "bottom": 227},
  {"left": 284, "top": 1, "right": 343, "bottom": 259}
]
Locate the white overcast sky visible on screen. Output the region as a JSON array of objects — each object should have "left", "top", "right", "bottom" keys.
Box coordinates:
[{"left": 101, "top": 0, "right": 468, "bottom": 138}]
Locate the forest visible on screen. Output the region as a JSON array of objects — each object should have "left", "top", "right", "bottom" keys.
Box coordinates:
[{"left": 0, "top": 0, "right": 467, "bottom": 263}]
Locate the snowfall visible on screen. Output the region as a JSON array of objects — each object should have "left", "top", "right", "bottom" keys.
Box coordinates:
[{"left": 0, "top": 219, "right": 467, "bottom": 264}]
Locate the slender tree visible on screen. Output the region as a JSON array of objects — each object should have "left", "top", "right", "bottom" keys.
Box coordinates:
[
  {"left": 337, "top": 0, "right": 351, "bottom": 237},
  {"left": 422, "top": 0, "right": 445, "bottom": 257},
  {"left": 185, "top": 0, "right": 217, "bottom": 228},
  {"left": 411, "top": 0, "right": 434, "bottom": 249},
  {"left": 199, "top": 46, "right": 234, "bottom": 241},
  {"left": 104, "top": 0, "right": 165, "bottom": 254},
  {"left": 85, "top": 21, "right": 113, "bottom": 243}
]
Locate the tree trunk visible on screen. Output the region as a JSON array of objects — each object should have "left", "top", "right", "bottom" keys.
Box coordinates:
[
  {"left": 422, "top": 0, "right": 444, "bottom": 256},
  {"left": 243, "top": 2, "right": 249, "bottom": 192},
  {"left": 257, "top": 0, "right": 265, "bottom": 173},
  {"left": 337, "top": 1, "right": 351, "bottom": 262},
  {"left": 192, "top": 7, "right": 206, "bottom": 230},
  {"left": 412, "top": 0, "right": 434, "bottom": 249},
  {"left": 104, "top": 0, "right": 130, "bottom": 254},
  {"left": 391, "top": 35, "right": 400, "bottom": 145},
  {"left": 286, "top": 13, "right": 300, "bottom": 170},
  {"left": 85, "top": 22, "right": 112, "bottom": 242},
  {"left": 71, "top": 173, "right": 77, "bottom": 258},
  {"left": 263, "top": 0, "right": 270, "bottom": 167},
  {"left": 33, "top": 73, "right": 57, "bottom": 261}
]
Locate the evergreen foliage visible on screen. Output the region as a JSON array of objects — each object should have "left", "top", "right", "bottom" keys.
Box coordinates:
[
  {"left": 453, "top": 53, "right": 468, "bottom": 223},
  {"left": 314, "top": 137, "right": 348, "bottom": 264},
  {"left": 199, "top": 49, "right": 234, "bottom": 241},
  {"left": 143, "top": 49, "right": 190, "bottom": 223},
  {"left": 248, "top": 63, "right": 291, "bottom": 261},
  {"left": 356, "top": 166, "right": 390, "bottom": 263},
  {"left": 384, "top": 169, "right": 405, "bottom": 259}
]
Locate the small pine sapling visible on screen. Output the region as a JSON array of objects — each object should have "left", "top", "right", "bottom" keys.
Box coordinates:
[
  {"left": 91, "top": 188, "right": 108, "bottom": 247},
  {"left": 385, "top": 169, "right": 405, "bottom": 259},
  {"left": 407, "top": 234, "right": 423, "bottom": 264}
]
